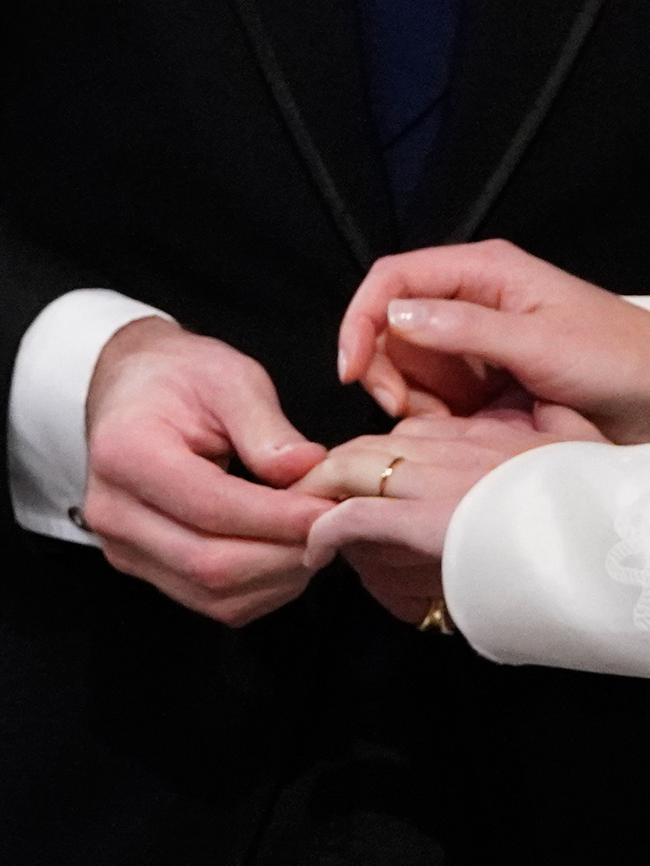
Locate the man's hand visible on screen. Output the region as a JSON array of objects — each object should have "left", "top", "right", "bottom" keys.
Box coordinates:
[
  {"left": 83, "top": 317, "right": 332, "bottom": 626},
  {"left": 338, "top": 240, "right": 650, "bottom": 443},
  {"left": 292, "top": 406, "right": 605, "bottom": 625}
]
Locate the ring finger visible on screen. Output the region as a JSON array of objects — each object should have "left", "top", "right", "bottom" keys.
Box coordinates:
[{"left": 293, "top": 447, "right": 481, "bottom": 501}]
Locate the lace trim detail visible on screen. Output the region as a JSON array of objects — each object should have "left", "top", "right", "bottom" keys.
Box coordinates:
[{"left": 606, "top": 493, "right": 650, "bottom": 631}]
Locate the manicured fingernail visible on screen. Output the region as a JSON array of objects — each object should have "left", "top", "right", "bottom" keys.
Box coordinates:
[
  {"left": 388, "top": 300, "right": 430, "bottom": 329},
  {"left": 337, "top": 348, "right": 348, "bottom": 381},
  {"left": 372, "top": 386, "right": 399, "bottom": 416}
]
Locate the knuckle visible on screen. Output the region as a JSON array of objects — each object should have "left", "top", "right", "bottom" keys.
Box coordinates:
[
  {"left": 83, "top": 496, "right": 115, "bottom": 538},
  {"left": 393, "top": 416, "right": 428, "bottom": 436},
  {"left": 280, "top": 578, "right": 308, "bottom": 604},
  {"left": 332, "top": 497, "right": 366, "bottom": 525},
  {"left": 217, "top": 608, "right": 249, "bottom": 629},
  {"left": 88, "top": 427, "right": 124, "bottom": 479},
  {"left": 369, "top": 254, "right": 397, "bottom": 276},
  {"left": 230, "top": 354, "right": 271, "bottom": 392},
  {"left": 352, "top": 434, "right": 384, "bottom": 449},
  {"left": 325, "top": 443, "right": 348, "bottom": 462},
  {"left": 183, "top": 544, "right": 248, "bottom": 592},
  {"left": 467, "top": 418, "right": 504, "bottom": 439},
  {"left": 325, "top": 452, "right": 360, "bottom": 487},
  {"left": 185, "top": 496, "right": 217, "bottom": 530},
  {"left": 90, "top": 423, "right": 155, "bottom": 482},
  {"left": 446, "top": 300, "right": 475, "bottom": 329},
  {"left": 243, "top": 354, "right": 268, "bottom": 382},
  {"left": 392, "top": 415, "right": 418, "bottom": 432},
  {"left": 475, "top": 238, "right": 518, "bottom": 261},
  {"left": 216, "top": 583, "right": 305, "bottom": 629},
  {"left": 102, "top": 543, "right": 132, "bottom": 575},
  {"left": 182, "top": 546, "right": 220, "bottom": 586},
  {"left": 330, "top": 435, "right": 379, "bottom": 456},
  {"left": 319, "top": 455, "right": 343, "bottom": 484}
]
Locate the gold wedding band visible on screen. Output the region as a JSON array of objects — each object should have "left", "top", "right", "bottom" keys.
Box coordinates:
[
  {"left": 378, "top": 456, "right": 405, "bottom": 497},
  {"left": 418, "top": 598, "right": 455, "bottom": 636}
]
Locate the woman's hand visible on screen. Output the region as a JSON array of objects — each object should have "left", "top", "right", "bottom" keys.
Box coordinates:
[
  {"left": 292, "top": 407, "right": 606, "bottom": 625},
  {"left": 338, "top": 240, "right": 650, "bottom": 443}
]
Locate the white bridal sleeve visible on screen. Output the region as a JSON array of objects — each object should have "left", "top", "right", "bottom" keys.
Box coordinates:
[
  {"left": 8, "top": 289, "right": 173, "bottom": 546},
  {"left": 443, "top": 441, "right": 650, "bottom": 678}
]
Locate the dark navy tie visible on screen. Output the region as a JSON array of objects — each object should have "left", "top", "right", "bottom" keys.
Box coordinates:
[{"left": 358, "top": 0, "right": 462, "bottom": 220}]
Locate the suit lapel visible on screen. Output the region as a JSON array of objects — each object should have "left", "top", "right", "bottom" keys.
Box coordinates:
[
  {"left": 403, "top": 0, "right": 607, "bottom": 248},
  {"left": 231, "top": 0, "right": 396, "bottom": 273},
  {"left": 232, "top": 0, "right": 606, "bottom": 266}
]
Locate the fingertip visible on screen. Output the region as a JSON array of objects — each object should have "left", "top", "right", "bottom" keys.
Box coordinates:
[
  {"left": 303, "top": 521, "right": 338, "bottom": 571},
  {"left": 370, "top": 386, "right": 401, "bottom": 417},
  {"left": 532, "top": 400, "right": 604, "bottom": 440},
  {"left": 337, "top": 320, "right": 356, "bottom": 383},
  {"left": 361, "top": 354, "right": 409, "bottom": 418},
  {"left": 405, "top": 389, "right": 452, "bottom": 418},
  {"left": 263, "top": 440, "right": 327, "bottom": 487},
  {"left": 302, "top": 547, "right": 333, "bottom": 571},
  {"left": 532, "top": 399, "right": 563, "bottom": 432},
  {"left": 339, "top": 314, "right": 377, "bottom": 383}
]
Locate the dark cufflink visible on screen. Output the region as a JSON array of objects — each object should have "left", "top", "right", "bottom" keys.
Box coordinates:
[{"left": 67, "top": 506, "right": 92, "bottom": 532}]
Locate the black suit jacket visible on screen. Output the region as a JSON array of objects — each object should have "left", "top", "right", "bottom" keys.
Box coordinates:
[{"left": 1, "top": 2, "right": 650, "bottom": 864}]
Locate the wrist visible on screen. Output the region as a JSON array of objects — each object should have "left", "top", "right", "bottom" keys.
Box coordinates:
[{"left": 86, "top": 316, "right": 182, "bottom": 436}]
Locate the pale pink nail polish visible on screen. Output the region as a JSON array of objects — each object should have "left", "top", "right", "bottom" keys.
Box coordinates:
[
  {"left": 388, "top": 300, "right": 430, "bottom": 329},
  {"left": 337, "top": 348, "right": 348, "bottom": 381},
  {"left": 372, "top": 386, "right": 399, "bottom": 416}
]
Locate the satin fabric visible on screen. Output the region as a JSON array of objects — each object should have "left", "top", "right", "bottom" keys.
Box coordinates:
[{"left": 444, "top": 440, "right": 650, "bottom": 678}]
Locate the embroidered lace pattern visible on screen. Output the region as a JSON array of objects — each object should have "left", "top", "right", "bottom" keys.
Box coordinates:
[{"left": 606, "top": 493, "right": 650, "bottom": 631}]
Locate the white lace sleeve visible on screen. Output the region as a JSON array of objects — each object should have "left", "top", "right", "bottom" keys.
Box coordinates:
[
  {"left": 605, "top": 492, "right": 650, "bottom": 632},
  {"left": 443, "top": 441, "right": 650, "bottom": 678}
]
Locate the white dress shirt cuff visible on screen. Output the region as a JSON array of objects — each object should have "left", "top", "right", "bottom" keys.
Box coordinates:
[
  {"left": 8, "top": 289, "right": 174, "bottom": 546},
  {"left": 443, "top": 441, "right": 650, "bottom": 678}
]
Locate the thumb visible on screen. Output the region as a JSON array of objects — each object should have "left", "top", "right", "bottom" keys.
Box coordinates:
[
  {"left": 533, "top": 401, "right": 607, "bottom": 441},
  {"left": 223, "top": 368, "right": 327, "bottom": 487},
  {"left": 387, "top": 298, "right": 543, "bottom": 383}
]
